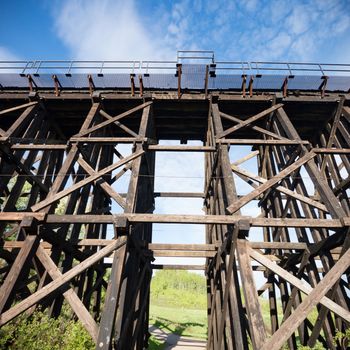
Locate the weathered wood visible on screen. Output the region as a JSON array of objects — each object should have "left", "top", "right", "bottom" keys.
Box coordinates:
[
  {"left": 220, "top": 110, "right": 288, "bottom": 141},
  {"left": 76, "top": 102, "right": 152, "bottom": 137},
  {"left": 147, "top": 145, "right": 216, "bottom": 152},
  {"left": 314, "top": 148, "right": 350, "bottom": 154},
  {"left": 10, "top": 144, "right": 68, "bottom": 150},
  {"left": 1, "top": 212, "right": 349, "bottom": 228},
  {"left": 217, "top": 104, "right": 283, "bottom": 139},
  {"left": 151, "top": 264, "right": 205, "bottom": 270},
  {"left": 320, "top": 97, "right": 345, "bottom": 172},
  {"left": 0, "top": 238, "right": 126, "bottom": 326},
  {"left": 249, "top": 247, "right": 350, "bottom": 322},
  {"left": 0, "top": 89, "right": 349, "bottom": 349},
  {"left": 227, "top": 151, "right": 317, "bottom": 214},
  {"left": 149, "top": 243, "right": 217, "bottom": 250},
  {"left": 96, "top": 236, "right": 127, "bottom": 350},
  {"left": 0, "top": 101, "right": 38, "bottom": 116},
  {"left": 0, "top": 235, "right": 40, "bottom": 313},
  {"left": 232, "top": 150, "right": 259, "bottom": 166},
  {"left": 99, "top": 109, "right": 139, "bottom": 138},
  {"left": 69, "top": 137, "right": 147, "bottom": 143},
  {"left": 216, "top": 223, "right": 246, "bottom": 350},
  {"left": 4, "top": 104, "right": 40, "bottom": 137},
  {"left": 153, "top": 191, "right": 204, "bottom": 198},
  {"left": 77, "top": 157, "right": 126, "bottom": 208},
  {"left": 2, "top": 239, "right": 312, "bottom": 252},
  {"left": 0, "top": 144, "right": 49, "bottom": 193},
  {"left": 218, "top": 139, "right": 309, "bottom": 145},
  {"left": 237, "top": 239, "right": 267, "bottom": 349},
  {"left": 31, "top": 150, "right": 144, "bottom": 212},
  {"left": 231, "top": 164, "right": 328, "bottom": 212},
  {"left": 276, "top": 108, "right": 347, "bottom": 219},
  {"left": 35, "top": 246, "right": 99, "bottom": 341},
  {"left": 260, "top": 248, "right": 350, "bottom": 350},
  {"left": 151, "top": 250, "right": 215, "bottom": 257}
]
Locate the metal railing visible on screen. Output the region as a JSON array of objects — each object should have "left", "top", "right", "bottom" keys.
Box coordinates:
[
  {"left": 177, "top": 50, "right": 215, "bottom": 63},
  {"left": 0, "top": 60, "right": 141, "bottom": 75},
  {"left": 0, "top": 57, "right": 349, "bottom": 76}
]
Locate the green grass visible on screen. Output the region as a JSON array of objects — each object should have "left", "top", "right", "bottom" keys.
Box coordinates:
[
  {"left": 148, "top": 270, "right": 338, "bottom": 350},
  {"left": 149, "top": 304, "right": 207, "bottom": 340},
  {"left": 148, "top": 335, "right": 165, "bottom": 350},
  {"left": 149, "top": 270, "right": 207, "bottom": 348}
]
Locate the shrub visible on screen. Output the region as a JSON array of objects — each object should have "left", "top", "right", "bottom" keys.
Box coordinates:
[{"left": 0, "top": 310, "right": 94, "bottom": 350}]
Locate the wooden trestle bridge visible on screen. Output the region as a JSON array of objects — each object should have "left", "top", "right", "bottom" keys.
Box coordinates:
[{"left": 0, "top": 56, "right": 349, "bottom": 349}]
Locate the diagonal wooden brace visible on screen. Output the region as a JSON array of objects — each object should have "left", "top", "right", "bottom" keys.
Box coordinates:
[
  {"left": 259, "top": 247, "right": 350, "bottom": 350},
  {"left": 218, "top": 103, "right": 283, "bottom": 139},
  {"left": 227, "top": 151, "right": 317, "bottom": 214},
  {"left": 0, "top": 237, "right": 127, "bottom": 326}
]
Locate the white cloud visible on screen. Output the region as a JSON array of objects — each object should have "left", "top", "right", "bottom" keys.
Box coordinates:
[
  {"left": 52, "top": 0, "right": 350, "bottom": 63},
  {"left": 290, "top": 34, "right": 316, "bottom": 61},
  {"left": 55, "top": 0, "right": 174, "bottom": 60},
  {"left": 286, "top": 5, "right": 311, "bottom": 35},
  {"left": 0, "top": 46, "right": 19, "bottom": 60},
  {"left": 0, "top": 47, "right": 21, "bottom": 73},
  {"left": 331, "top": 15, "right": 349, "bottom": 34},
  {"left": 244, "top": 0, "right": 258, "bottom": 12}
]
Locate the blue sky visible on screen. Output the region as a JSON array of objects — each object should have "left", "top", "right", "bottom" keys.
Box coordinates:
[
  {"left": 1, "top": 0, "right": 349, "bottom": 270},
  {"left": 1, "top": 0, "right": 349, "bottom": 62}
]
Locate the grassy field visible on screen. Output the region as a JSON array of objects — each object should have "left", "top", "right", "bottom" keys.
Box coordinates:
[
  {"left": 149, "top": 270, "right": 207, "bottom": 349},
  {"left": 149, "top": 304, "right": 207, "bottom": 340},
  {"left": 147, "top": 270, "right": 332, "bottom": 350}
]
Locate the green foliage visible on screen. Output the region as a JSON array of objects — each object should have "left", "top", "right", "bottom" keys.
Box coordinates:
[
  {"left": 297, "top": 341, "right": 325, "bottom": 350},
  {"left": 152, "top": 270, "right": 206, "bottom": 293},
  {"left": 149, "top": 270, "right": 207, "bottom": 347},
  {"left": 151, "top": 270, "right": 206, "bottom": 309},
  {"left": 55, "top": 198, "right": 68, "bottom": 215},
  {"left": 0, "top": 178, "right": 32, "bottom": 211},
  {"left": 333, "top": 328, "right": 350, "bottom": 349},
  {"left": 0, "top": 310, "right": 94, "bottom": 350}
]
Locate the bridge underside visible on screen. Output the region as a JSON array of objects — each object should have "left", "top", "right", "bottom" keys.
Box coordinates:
[{"left": 0, "top": 88, "right": 350, "bottom": 350}]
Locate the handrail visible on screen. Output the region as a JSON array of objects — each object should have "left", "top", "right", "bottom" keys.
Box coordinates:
[{"left": 0, "top": 59, "right": 349, "bottom": 76}]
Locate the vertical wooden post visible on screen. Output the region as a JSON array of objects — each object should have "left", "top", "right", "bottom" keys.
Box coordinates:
[
  {"left": 237, "top": 240, "right": 267, "bottom": 349},
  {"left": 177, "top": 64, "right": 182, "bottom": 99},
  {"left": 96, "top": 236, "right": 127, "bottom": 350}
]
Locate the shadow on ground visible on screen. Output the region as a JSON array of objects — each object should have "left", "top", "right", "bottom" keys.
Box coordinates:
[{"left": 149, "top": 316, "right": 206, "bottom": 349}]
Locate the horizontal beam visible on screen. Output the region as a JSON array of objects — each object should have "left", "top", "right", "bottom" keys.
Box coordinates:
[
  {"left": 10, "top": 144, "right": 67, "bottom": 150},
  {"left": 147, "top": 145, "right": 216, "bottom": 152},
  {"left": 69, "top": 137, "right": 148, "bottom": 143},
  {"left": 250, "top": 242, "right": 307, "bottom": 250},
  {"left": 152, "top": 250, "right": 215, "bottom": 257},
  {"left": 151, "top": 264, "right": 205, "bottom": 270},
  {"left": 149, "top": 243, "right": 217, "bottom": 251},
  {"left": 1, "top": 213, "right": 349, "bottom": 228},
  {"left": 313, "top": 148, "right": 350, "bottom": 154},
  {"left": 218, "top": 139, "right": 309, "bottom": 145},
  {"left": 0, "top": 92, "right": 344, "bottom": 102},
  {"left": 5, "top": 241, "right": 333, "bottom": 252},
  {"left": 2, "top": 241, "right": 310, "bottom": 251},
  {"left": 154, "top": 192, "right": 204, "bottom": 198}
]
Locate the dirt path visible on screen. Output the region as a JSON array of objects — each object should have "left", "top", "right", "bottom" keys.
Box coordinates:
[{"left": 150, "top": 326, "right": 206, "bottom": 349}]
